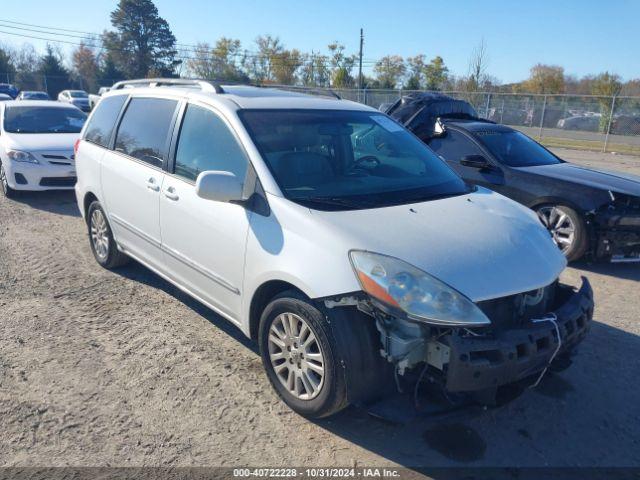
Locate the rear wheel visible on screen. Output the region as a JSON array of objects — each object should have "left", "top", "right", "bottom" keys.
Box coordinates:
[
  {"left": 87, "top": 201, "right": 130, "bottom": 269},
  {"left": 536, "top": 205, "right": 588, "bottom": 262},
  {"left": 0, "top": 162, "right": 16, "bottom": 199}
]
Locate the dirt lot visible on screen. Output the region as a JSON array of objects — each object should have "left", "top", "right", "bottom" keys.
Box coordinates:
[{"left": 1, "top": 148, "right": 639, "bottom": 473}]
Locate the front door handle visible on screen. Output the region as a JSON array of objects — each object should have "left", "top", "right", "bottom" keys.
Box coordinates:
[
  {"left": 146, "top": 178, "right": 160, "bottom": 192},
  {"left": 164, "top": 186, "right": 179, "bottom": 201}
]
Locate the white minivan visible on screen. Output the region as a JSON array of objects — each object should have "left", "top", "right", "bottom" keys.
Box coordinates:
[{"left": 74, "top": 79, "right": 593, "bottom": 418}]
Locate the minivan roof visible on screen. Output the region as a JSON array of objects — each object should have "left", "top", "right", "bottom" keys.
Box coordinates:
[{"left": 103, "top": 83, "right": 376, "bottom": 112}]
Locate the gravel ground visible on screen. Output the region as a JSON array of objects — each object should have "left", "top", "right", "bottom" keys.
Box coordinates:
[{"left": 0, "top": 149, "right": 639, "bottom": 472}]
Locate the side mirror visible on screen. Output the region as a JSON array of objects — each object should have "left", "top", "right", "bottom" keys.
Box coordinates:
[
  {"left": 195, "top": 171, "right": 244, "bottom": 203},
  {"left": 460, "top": 154, "right": 490, "bottom": 169}
]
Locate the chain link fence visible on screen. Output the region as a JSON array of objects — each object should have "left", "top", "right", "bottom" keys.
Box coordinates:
[
  {"left": 334, "top": 88, "right": 640, "bottom": 156},
  {"left": 2, "top": 73, "right": 639, "bottom": 156}
]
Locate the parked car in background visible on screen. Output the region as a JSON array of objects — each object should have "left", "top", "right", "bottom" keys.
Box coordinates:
[
  {"left": 17, "top": 91, "right": 51, "bottom": 101},
  {"left": 0, "top": 101, "right": 86, "bottom": 198},
  {"left": 556, "top": 115, "right": 601, "bottom": 132},
  {"left": 88, "top": 86, "right": 112, "bottom": 110},
  {"left": 386, "top": 93, "right": 640, "bottom": 263},
  {"left": 58, "top": 90, "right": 90, "bottom": 112},
  {"left": 73, "top": 79, "right": 593, "bottom": 418},
  {"left": 0, "top": 83, "right": 19, "bottom": 99},
  {"left": 0, "top": 93, "right": 13, "bottom": 102}
]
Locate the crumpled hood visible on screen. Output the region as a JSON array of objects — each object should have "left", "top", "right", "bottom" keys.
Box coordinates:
[
  {"left": 517, "top": 163, "right": 640, "bottom": 197},
  {"left": 3, "top": 132, "right": 79, "bottom": 152},
  {"left": 312, "top": 187, "right": 566, "bottom": 302}
]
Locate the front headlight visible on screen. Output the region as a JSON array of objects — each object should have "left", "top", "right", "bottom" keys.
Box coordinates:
[
  {"left": 7, "top": 150, "right": 39, "bottom": 164},
  {"left": 349, "top": 250, "right": 490, "bottom": 327}
]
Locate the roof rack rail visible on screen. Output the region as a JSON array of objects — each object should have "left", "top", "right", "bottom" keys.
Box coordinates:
[
  {"left": 265, "top": 85, "right": 342, "bottom": 100},
  {"left": 111, "top": 78, "right": 225, "bottom": 94}
]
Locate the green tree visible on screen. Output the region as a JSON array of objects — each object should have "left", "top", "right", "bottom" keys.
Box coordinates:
[
  {"left": 187, "top": 38, "right": 248, "bottom": 82},
  {"left": 0, "top": 45, "right": 15, "bottom": 81},
  {"left": 98, "top": 50, "right": 125, "bottom": 85},
  {"left": 374, "top": 55, "right": 405, "bottom": 89},
  {"left": 592, "top": 71, "right": 622, "bottom": 132},
  {"left": 300, "top": 51, "right": 330, "bottom": 87},
  {"left": 271, "top": 49, "right": 302, "bottom": 85},
  {"left": 327, "top": 42, "right": 356, "bottom": 87},
  {"left": 405, "top": 54, "right": 426, "bottom": 90},
  {"left": 244, "top": 34, "right": 283, "bottom": 83},
  {"left": 103, "top": 0, "right": 180, "bottom": 78},
  {"left": 39, "top": 44, "right": 69, "bottom": 97},
  {"left": 423, "top": 56, "right": 449, "bottom": 91}
]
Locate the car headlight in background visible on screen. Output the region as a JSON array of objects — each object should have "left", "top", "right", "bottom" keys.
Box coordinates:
[
  {"left": 7, "top": 150, "right": 39, "bottom": 164},
  {"left": 349, "top": 250, "right": 491, "bottom": 327}
]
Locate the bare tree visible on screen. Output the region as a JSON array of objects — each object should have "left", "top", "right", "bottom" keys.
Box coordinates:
[{"left": 466, "top": 38, "right": 489, "bottom": 91}]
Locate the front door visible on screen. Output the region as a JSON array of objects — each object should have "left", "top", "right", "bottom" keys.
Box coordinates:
[
  {"left": 428, "top": 129, "right": 506, "bottom": 192},
  {"left": 159, "top": 102, "right": 251, "bottom": 322}
]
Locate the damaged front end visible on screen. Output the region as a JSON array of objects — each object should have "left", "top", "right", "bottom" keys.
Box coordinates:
[
  {"left": 328, "top": 267, "right": 593, "bottom": 406},
  {"left": 592, "top": 192, "right": 640, "bottom": 262}
]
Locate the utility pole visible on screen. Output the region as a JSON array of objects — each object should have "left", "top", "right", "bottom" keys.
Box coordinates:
[{"left": 358, "top": 28, "right": 364, "bottom": 90}]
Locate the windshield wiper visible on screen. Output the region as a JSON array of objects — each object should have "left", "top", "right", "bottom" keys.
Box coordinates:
[{"left": 299, "top": 196, "right": 375, "bottom": 209}]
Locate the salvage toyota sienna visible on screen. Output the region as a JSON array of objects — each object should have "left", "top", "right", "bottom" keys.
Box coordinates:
[{"left": 74, "top": 79, "right": 594, "bottom": 418}]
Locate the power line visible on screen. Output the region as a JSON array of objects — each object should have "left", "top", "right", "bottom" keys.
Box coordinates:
[{"left": 0, "top": 17, "right": 381, "bottom": 63}]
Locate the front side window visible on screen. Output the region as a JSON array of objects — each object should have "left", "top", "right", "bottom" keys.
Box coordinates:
[
  {"left": 474, "top": 130, "right": 562, "bottom": 167},
  {"left": 174, "top": 104, "right": 248, "bottom": 182},
  {"left": 240, "top": 109, "right": 469, "bottom": 210},
  {"left": 3, "top": 106, "right": 86, "bottom": 134},
  {"left": 115, "top": 97, "right": 178, "bottom": 167},
  {"left": 428, "top": 130, "right": 484, "bottom": 162},
  {"left": 84, "top": 94, "right": 128, "bottom": 147}
]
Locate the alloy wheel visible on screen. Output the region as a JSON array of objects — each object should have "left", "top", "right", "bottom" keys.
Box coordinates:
[
  {"left": 90, "top": 209, "right": 110, "bottom": 261},
  {"left": 536, "top": 206, "right": 576, "bottom": 253},
  {"left": 268, "top": 312, "right": 325, "bottom": 400}
]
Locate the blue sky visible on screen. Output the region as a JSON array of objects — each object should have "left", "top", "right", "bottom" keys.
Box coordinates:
[{"left": 0, "top": 0, "right": 638, "bottom": 83}]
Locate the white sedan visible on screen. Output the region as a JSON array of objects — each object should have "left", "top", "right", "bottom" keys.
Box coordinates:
[{"left": 0, "top": 101, "right": 86, "bottom": 198}]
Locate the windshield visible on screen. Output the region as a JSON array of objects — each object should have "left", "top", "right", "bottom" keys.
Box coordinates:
[
  {"left": 240, "top": 109, "right": 470, "bottom": 210},
  {"left": 23, "top": 92, "right": 48, "bottom": 99},
  {"left": 69, "top": 91, "right": 88, "bottom": 98},
  {"left": 3, "top": 106, "right": 87, "bottom": 133},
  {"left": 475, "top": 130, "right": 562, "bottom": 167}
]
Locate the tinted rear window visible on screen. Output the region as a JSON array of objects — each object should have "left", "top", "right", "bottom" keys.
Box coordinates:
[
  {"left": 84, "top": 95, "right": 128, "bottom": 147},
  {"left": 114, "top": 97, "right": 178, "bottom": 167}
]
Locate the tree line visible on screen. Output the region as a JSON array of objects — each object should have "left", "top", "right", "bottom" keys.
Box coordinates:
[{"left": 0, "top": 0, "right": 638, "bottom": 97}]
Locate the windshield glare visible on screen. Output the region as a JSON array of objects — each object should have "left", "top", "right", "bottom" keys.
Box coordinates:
[
  {"left": 240, "top": 110, "right": 469, "bottom": 210},
  {"left": 476, "top": 130, "right": 561, "bottom": 167},
  {"left": 3, "top": 106, "right": 87, "bottom": 134}
]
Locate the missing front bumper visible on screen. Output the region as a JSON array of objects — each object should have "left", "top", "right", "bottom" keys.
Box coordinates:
[{"left": 439, "top": 278, "right": 593, "bottom": 393}]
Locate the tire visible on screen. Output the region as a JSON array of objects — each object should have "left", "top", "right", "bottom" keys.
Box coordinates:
[
  {"left": 258, "top": 291, "right": 389, "bottom": 418},
  {"left": 87, "top": 201, "right": 130, "bottom": 269},
  {"left": 535, "top": 204, "right": 588, "bottom": 262},
  {"left": 0, "top": 162, "right": 16, "bottom": 199}
]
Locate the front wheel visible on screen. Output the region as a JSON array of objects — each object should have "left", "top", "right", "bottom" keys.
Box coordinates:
[
  {"left": 259, "top": 291, "right": 393, "bottom": 418},
  {"left": 535, "top": 205, "right": 588, "bottom": 262},
  {"left": 259, "top": 292, "right": 347, "bottom": 418},
  {"left": 0, "top": 163, "right": 16, "bottom": 199}
]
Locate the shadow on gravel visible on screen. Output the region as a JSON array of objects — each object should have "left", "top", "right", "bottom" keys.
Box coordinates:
[
  {"left": 113, "top": 261, "right": 640, "bottom": 471},
  {"left": 114, "top": 261, "right": 258, "bottom": 354},
  {"left": 11, "top": 190, "right": 80, "bottom": 217},
  {"left": 572, "top": 260, "right": 640, "bottom": 282},
  {"left": 313, "top": 317, "right": 640, "bottom": 471}
]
